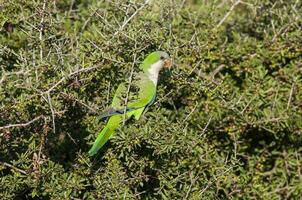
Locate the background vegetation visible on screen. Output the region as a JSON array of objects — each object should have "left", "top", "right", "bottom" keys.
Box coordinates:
[{"left": 0, "top": 0, "right": 301, "bottom": 199}]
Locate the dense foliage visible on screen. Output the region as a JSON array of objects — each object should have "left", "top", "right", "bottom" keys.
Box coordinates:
[{"left": 1, "top": 0, "right": 302, "bottom": 199}]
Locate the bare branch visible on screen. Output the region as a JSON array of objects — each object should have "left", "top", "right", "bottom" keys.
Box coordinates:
[
  {"left": 287, "top": 82, "right": 295, "bottom": 110},
  {"left": 39, "top": 0, "right": 47, "bottom": 61},
  {"left": 0, "top": 161, "right": 27, "bottom": 175},
  {"left": 112, "top": 0, "right": 151, "bottom": 37},
  {"left": 211, "top": 64, "right": 226, "bottom": 78},
  {"left": 45, "top": 66, "right": 98, "bottom": 94},
  {"left": 60, "top": 91, "right": 98, "bottom": 113},
  {"left": 0, "top": 115, "right": 44, "bottom": 130},
  {"left": 47, "top": 92, "right": 56, "bottom": 134},
  {"left": 202, "top": 116, "right": 212, "bottom": 134},
  {"left": 240, "top": 97, "right": 254, "bottom": 114},
  {"left": 183, "top": 103, "right": 199, "bottom": 122},
  {"left": 0, "top": 67, "right": 5, "bottom": 84},
  {"left": 216, "top": 0, "right": 242, "bottom": 28},
  {"left": 199, "top": 166, "right": 234, "bottom": 196},
  {"left": 184, "top": 173, "right": 198, "bottom": 199},
  {"left": 81, "top": 9, "right": 98, "bottom": 32},
  {"left": 123, "top": 48, "right": 137, "bottom": 125}
]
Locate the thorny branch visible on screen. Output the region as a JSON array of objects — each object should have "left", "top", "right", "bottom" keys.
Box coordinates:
[
  {"left": 39, "top": 0, "right": 47, "bottom": 61},
  {"left": 123, "top": 44, "right": 137, "bottom": 125},
  {"left": 44, "top": 66, "right": 98, "bottom": 94},
  {"left": 47, "top": 92, "right": 56, "bottom": 134},
  {"left": 216, "top": 0, "right": 242, "bottom": 28},
  {"left": 0, "top": 66, "right": 97, "bottom": 132},
  {"left": 216, "top": 0, "right": 257, "bottom": 29},
  {"left": 41, "top": 66, "right": 98, "bottom": 134},
  {"left": 0, "top": 115, "right": 44, "bottom": 131},
  {"left": 0, "top": 161, "right": 27, "bottom": 175},
  {"left": 112, "top": 0, "right": 151, "bottom": 37}
]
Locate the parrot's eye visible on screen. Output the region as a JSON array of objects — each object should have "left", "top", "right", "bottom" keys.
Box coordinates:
[{"left": 160, "top": 56, "right": 165, "bottom": 60}]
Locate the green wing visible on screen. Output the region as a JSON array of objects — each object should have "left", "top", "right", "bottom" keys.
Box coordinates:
[
  {"left": 100, "top": 74, "right": 156, "bottom": 119},
  {"left": 111, "top": 83, "right": 127, "bottom": 110},
  {"left": 127, "top": 77, "right": 156, "bottom": 109}
]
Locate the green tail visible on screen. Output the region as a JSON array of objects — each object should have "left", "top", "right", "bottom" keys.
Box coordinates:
[
  {"left": 88, "top": 108, "right": 145, "bottom": 156},
  {"left": 88, "top": 115, "right": 121, "bottom": 156}
]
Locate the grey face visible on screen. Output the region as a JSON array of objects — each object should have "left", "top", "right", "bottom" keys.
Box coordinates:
[{"left": 157, "top": 51, "right": 170, "bottom": 61}]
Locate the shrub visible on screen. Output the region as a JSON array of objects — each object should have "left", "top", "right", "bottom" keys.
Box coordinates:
[{"left": 1, "top": 0, "right": 301, "bottom": 199}]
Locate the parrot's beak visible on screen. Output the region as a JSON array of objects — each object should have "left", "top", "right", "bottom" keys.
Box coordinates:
[{"left": 163, "top": 58, "right": 173, "bottom": 69}]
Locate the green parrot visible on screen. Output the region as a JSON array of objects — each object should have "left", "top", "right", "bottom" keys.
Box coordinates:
[{"left": 88, "top": 51, "right": 172, "bottom": 156}]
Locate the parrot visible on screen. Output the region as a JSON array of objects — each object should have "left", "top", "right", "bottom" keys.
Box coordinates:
[{"left": 88, "top": 51, "right": 172, "bottom": 156}]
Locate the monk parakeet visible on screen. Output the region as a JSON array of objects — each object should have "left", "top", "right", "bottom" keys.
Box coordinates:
[{"left": 88, "top": 51, "right": 172, "bottom": 156}]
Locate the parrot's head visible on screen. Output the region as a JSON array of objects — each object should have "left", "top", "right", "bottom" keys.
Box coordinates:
[{"left": 140, "top": 51, "right": 172, "bottom": 73}]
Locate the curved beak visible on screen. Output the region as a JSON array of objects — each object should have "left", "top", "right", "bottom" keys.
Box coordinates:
[{"left": 163, "top": 58, "right": 173, "bottom": 69}]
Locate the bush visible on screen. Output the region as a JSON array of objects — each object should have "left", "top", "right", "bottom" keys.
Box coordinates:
[{"left": 1, "top": 0, "right": 302, "bottom": 199}]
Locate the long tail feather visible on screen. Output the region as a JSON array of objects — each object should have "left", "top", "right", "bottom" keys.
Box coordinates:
[
  {"left": 88, "top": 115, "right": 122, "bottom": 156},
  {"left": 88, "top": 126, "right": 111, "bottom": 156}
]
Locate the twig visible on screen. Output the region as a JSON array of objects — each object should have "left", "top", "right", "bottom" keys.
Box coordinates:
[
  {"left": 86, "top": 39, "right": 124, "bottom": 64},
  {"left": 0, "top": 66, "right": 5, "bottom": 84},
  {"left": 123, "top": 49, "right": 137, "bottom": 125},
  {"left": 178, "top": 62, "right": 208, "bottom": 82},
  {"left": 39, "top": 0, "right": 47, "bottom": 61},
  {"left": 216, "top": 0, "right": 242, "bottom": 28},
  {"left": 199, "top": 166, "right": 234, "bottom": 196},
  {"left": 211, "top": 64, "right": 226, "bottom": 78},
  {"left": 202, "top": 116, "right": 212, "bottom": 134},
  {"left": 60, "top": 92, "right": 98, "bottom": 113},
  {"left": 153, "top": 90, "right": 173, "bottom": 106},
  {"left": 187, "top": 60, "right": 202, "bottom": 77},
  {"left": 81, "top": 9, "right": 98, "bottom": 32},
  {"left": 183, "top": 103, "right": 199, "bottom": 122},
  {"left": 0, "top": 115, "right": 44, "bottom": 130},
  {"left": 0, "top": 161, "right": 27, "bottom": 175},
  {"left": 286, "top": 82, "right": 295, "bottom": 110},
  {"left": 47, "top": 92, "right": 56, "bottom": 134},
  {"left": 240, "top": 96, "right": 254, "bottom": 114},
  {"left": 45, "top": 66, "right": 98, "bottom": 94},
  {"left": 0, "top": 65, "right": 31, "bottom": 85},
  {"left": 106, "top": 81, "right": 111, "bottom": 105},
  {"left": 184, "top": 173, "right": 198, "bottom": 199},
  {"left": 253, "top": 117, "right": 288, "bottom": 125},
  {"left": 66, "top": 132, "right": 77, "bottom": 145},
  {"left": 37, "top": 125, "right": 46, "bottom": 176},
  {"left": 112, "top": 0, "right": 150, "bottom": 37}
]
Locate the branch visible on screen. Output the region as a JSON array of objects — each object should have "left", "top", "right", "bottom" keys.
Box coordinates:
[
  {"left": 60, "top": 92, "right": 98, "bottom": 113},
  {"left": 0, "top": 67, "right": 5, "bottom": 84},
  {"left": 39, "top": 0, "right": 47, "bottom": 61},
  {"left": 112, "top": 0, "right": 151, "bottom": 37},
  {"left": 216, "top": 0, "right": 241, "bottom": 28},
  {"left": 0, "top": 161, "right": 27, "bottom": 175},
  {"left": 202, "top": 116, "right": 212, "bottom": 134},
  {"left": 47, "top": 92, "right": 56, "bottom": 134},
  {"left": 122, "top": 46, "right": 137, "bottom": 125},
  {"left": 287, "top": 82, "right": 295, "bottom": 110},
  {"left": 0, "top": 115, "right": 44, "bottom": 130},
  {"left": 45, "top": 66, "right": 98, "bottom": 94}
]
